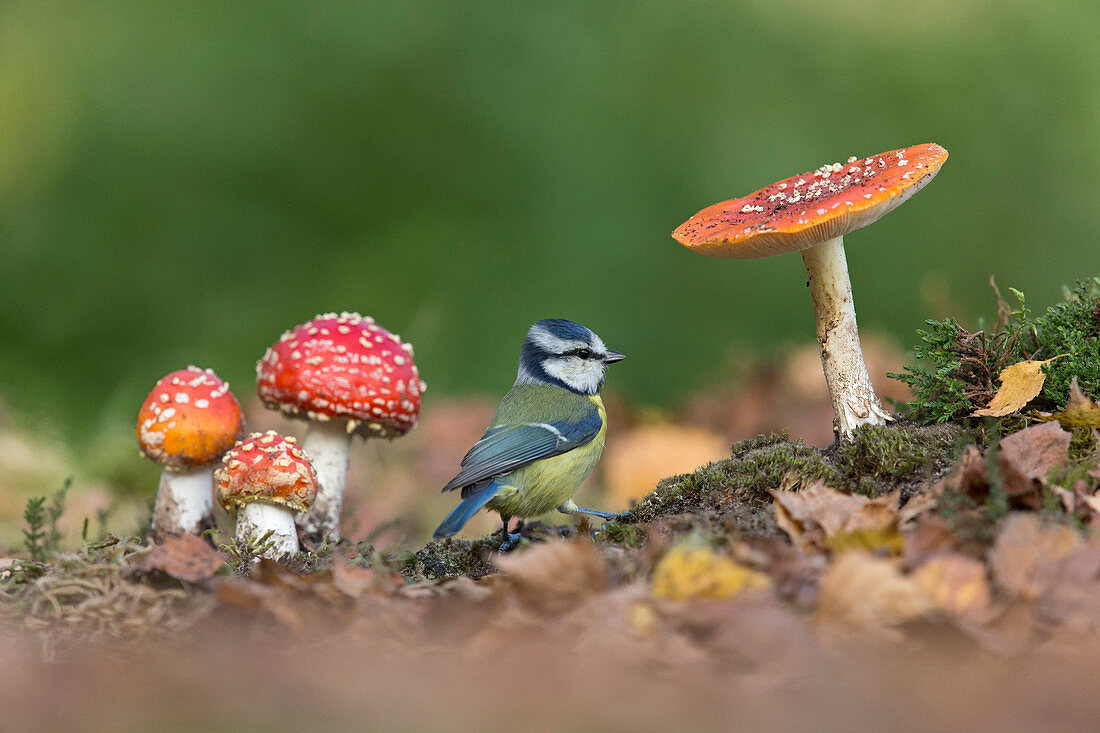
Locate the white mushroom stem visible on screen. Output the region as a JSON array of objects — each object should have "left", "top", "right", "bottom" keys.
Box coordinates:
[
  {"left": 152, "top": 467, "right": 215, "bottom": 537},
  {"left": 235, "top": 502, "right": 300, "bottom": 559},
  {"left": 801, "top": 236, "right": 892, "bottom": 440},
  {"left": 298, "top": 419, "right": 353, "bottom": 541}
]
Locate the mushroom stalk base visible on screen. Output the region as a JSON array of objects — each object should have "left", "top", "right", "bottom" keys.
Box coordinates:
[
  {"left": 298, "top": 421, "right": 353, "bottom": 542},
  {"left": 801, "top": 236, "right": 891, "bottom": 440},
  {"left": 152, "top": 467, "right": 215, "bottom": 538},
  {"left": 236, "top": 502, "right": 300, "bottom": 560}
]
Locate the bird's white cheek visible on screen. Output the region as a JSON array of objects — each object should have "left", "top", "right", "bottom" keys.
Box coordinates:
[{"left": 544, "top": 359, "right": 604, "bottom": 394}]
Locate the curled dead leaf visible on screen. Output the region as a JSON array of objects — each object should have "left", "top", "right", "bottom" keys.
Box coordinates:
[
  {"left": 494, "top": 539, "right": 605, "bottom": 613},
  {"left": 972, "top": 356, "right": 1067, "bottom": 418},
  {"left": 816, "top": 552, "right": 931, "bottom": 636},
  {"left": 772, "top": 483, "right": 899, "bottom": 553},
  {"left": 913, "top": 553, "right": 993, "bottom": 624},
  {"left": 989, "top": 513, "right": 1084, "bottom": 597},
  {"left": 997, "top": 421, "right": 1071, "bottom": 499},
  {"left": 1039, "top": 376, "right": 1100, "bottom": 430},
  {"left": 140, "top": 534, "right": 224, "bottom": 583}
]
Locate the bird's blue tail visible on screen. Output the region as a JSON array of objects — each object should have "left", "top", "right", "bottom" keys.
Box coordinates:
[{"left": 432, "top": 483, "right": 500, "bottom": 538}]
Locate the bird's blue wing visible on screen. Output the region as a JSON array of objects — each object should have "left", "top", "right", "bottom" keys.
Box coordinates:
[{"left": 442, "top": 411, "right": 603, "bottom": 494}]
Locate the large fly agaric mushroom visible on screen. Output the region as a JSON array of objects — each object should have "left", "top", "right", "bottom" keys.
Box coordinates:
[
  {"left": 137, "top": 366, "right": 244, "bottom": 537},
  {"left": 214, "top": 431, "right": 318, "bottom": 560},
  {"left": 673, "top": 143, "right": 948, "bottom": 440},
  {"left": 256, "top": 312, "right": 425, "bottom": 541}
]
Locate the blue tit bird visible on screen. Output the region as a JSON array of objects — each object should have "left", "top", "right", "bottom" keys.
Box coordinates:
[{"left": 433, "top": 318, "right": 630, "bottom": 550}]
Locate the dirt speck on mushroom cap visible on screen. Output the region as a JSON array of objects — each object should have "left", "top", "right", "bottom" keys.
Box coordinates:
[
  {"left": 136, "top": 366, "right": 243, "bottom": 469},
  {"left": 672, "top": 143, "right": 948, "bottom": 259},
  {"left": 256, "top": 312, "right": 425, "bottom": 438}
]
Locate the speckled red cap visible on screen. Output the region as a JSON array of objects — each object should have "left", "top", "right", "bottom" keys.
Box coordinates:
[
  {"left": 214, "top": 431, "right": 318, "bottom": 514},
  {"left": 673, "top": 143, "right": 948, "bottom": 259},
  {"left": 256, "top": 312, "right": 425, "bottom": 438},
  {"left": 137, "top": 366, "right": 244, "bottom": 470}
]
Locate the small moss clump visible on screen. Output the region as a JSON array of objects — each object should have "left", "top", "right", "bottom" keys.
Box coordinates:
[
  {"left": 404, "top": 536, "right": 498, "bottom": 581},
  {"left": 891, "top": 278, "right": 1100, "bottom": 423},
  {"left": 632, "top": 432, "right": 839, "bottom": 524},
  {"left": 836, "top": 423, "right": 970, "bottom": 497}
]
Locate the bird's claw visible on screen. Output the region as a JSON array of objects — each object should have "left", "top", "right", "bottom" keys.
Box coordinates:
[
  {"left": 600, "top": 511, "right": 636, "bottom": 531},
  {"left": 497, "top": 531, "right": 524, "bottom": 553}
]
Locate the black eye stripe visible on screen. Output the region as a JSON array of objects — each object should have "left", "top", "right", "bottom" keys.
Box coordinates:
[{"left": 569, "top": 348, "right": 593, "bottom": 359}]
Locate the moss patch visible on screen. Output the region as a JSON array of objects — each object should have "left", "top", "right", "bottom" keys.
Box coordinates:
[
  {"left": 835, "top": 422, "right": 971, "bottom": 499},
  {"left": 633, "top": 433, "right": 839, "bottom": 526}
]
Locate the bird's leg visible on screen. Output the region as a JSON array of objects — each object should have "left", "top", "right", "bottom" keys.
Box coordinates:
[
  {"left": 557, "top": 500, "right": 635, "bottom": 524},
  {"left": 498, "top": 514, "right": 523, "bottom": 552}
]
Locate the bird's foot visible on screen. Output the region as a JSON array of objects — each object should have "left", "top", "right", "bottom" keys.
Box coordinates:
[{"left": 497, "top": 531, "right": 524, "bottom": 553}]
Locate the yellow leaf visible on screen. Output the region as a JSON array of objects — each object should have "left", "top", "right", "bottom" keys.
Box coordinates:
[
  {"left": 651, "top": 545, "right": 770, "bottom": 601},
  {"left": 971, "top": 355, "right": 1067, "bottom": 418},
  {"left": 1040, "top": 376, "right": 1100, "bottom": 429}
]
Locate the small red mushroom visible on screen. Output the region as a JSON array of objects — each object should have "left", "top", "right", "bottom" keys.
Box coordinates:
[
  {"left": 256, "top": 312, "right": 425, "bottom": 541},
  {"left": 214, "top": 431, "right": 318, "bottom": 560},
  {"left": 136, "top": 366, "right": 243, "bottom": 537},
  {"left": 673, "top": 144, "right": 948, "bottom": 440}
]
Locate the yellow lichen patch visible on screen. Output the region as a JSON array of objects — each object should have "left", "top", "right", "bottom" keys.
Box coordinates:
[{"left": 652, "top": 545, "right": 770, "bottom": 601}]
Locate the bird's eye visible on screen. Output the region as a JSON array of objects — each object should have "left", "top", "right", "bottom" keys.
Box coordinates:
[{"left": 575, "top": 348, "right": 593, "bottom": 359}]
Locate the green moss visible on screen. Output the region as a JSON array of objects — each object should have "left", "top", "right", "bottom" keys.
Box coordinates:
[
  {"left": 837, "top": 423, "right": 970, "bottom": 494},
  {"left": 598, "top": 521, "right": 644, "bottom": 547},
  {"left": 632, "top": 432, "right": 839, "bottom": 524},
  {"left": 1030, "top": 279, "right": 1100, "bottom": 405},
  {"left": 404, "top": 536, "right": 498, "bottom": 581}
]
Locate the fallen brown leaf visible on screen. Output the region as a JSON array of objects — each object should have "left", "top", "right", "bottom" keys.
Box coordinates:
[
  {"left": 989, "top": 513, "right": 1084, "bottom": 597},
  {"left": 816, "top": 552, "right": 931, "bottom": 637},
  {"left": 772, "top": 483, "right": 899, "bottom": 553},
  {"left": 901, "top": 516, "right": 958, "bottom": 569},
  {"left": 1041, "top": 377, "right": 1100, "bottom": 430},
  {"left": 998, "top": 421, "right": 1071, "bottom": 498},
  {"left": 972, "top": 356, "right": 1067, "bottom": 417},
  {"left": 913, "top": 553, "right": 993, "bottom": 625},
  {"left": 140, "top": 534, "right": 224, "bottom": 582},
  {"left": 494, "top": 539, "right": 605, "bottom": 614}
]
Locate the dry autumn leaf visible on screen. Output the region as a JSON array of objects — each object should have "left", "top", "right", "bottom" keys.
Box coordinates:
[
  {"left": 972, "top": 355, "right": 1067, "bottom": 417},
  {"left": 140, "top": 534, "right": 225, "bottom": 582},
  {"left": 1041, "top": 376, "right": 1100, "bottom": 429},
  {"left": 989, "top": 513, "right": 1083, "bottom": 598},
  {"left": 772, "top": 482, "right": 900, "bottom": 553},
  {"left": 494, "top": 539, "right": 606, "bottom": 613},
  {"left": 816, "top": 552, "right": 931, "bottom": 636},
  {"left": 913, "top": 553, "right": 993, "bottom": 624},
  {"left": 651, "top": 544, "right": 770, "bottom": 601},
  {"left": 997, "top": 421, "right": 1071, "bottom": 499}
]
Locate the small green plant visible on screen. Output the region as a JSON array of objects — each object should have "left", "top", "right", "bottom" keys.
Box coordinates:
[
  {"left": 21, "top": 478, "right": 72, "bottom": 562},
  {"left": 891, "top": 278, "right": 1100, "bottom": 423},
  {"left": 220, "top": 529, "right": 277, "bottom": 575}
]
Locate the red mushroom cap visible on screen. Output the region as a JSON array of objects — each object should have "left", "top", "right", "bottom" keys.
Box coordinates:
[
  {"left": 256, "top": 312, "right": 425, "bottom": 438},
  {"left": 137, "top": 366, "right": 244, "bottom": 470},
  {"left": 672, "top": 143, "right": 949, "bottom": 259},
  {"left": 214, "top": 431, "right": 318, "bottom": 514}
]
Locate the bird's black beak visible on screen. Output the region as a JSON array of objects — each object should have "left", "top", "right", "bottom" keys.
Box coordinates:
[{"left": 604, "top": 350, "right": 625, "bottom": 364}]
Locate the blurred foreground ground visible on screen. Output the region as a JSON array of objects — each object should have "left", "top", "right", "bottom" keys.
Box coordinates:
[{"left": 8, "top": 338, "right": 1100, "bottom": 731}]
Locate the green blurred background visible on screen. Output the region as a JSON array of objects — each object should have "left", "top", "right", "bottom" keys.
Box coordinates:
[{"left": 1, "top": 0, "right": 1097, "bottom": 451}]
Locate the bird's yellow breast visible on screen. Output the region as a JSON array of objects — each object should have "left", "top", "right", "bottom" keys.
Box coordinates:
[{"left": 487, "top": 395, "right": 607, "bottom": 518}]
